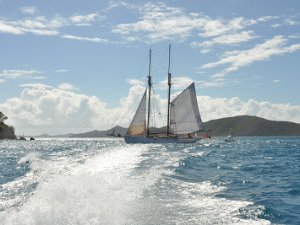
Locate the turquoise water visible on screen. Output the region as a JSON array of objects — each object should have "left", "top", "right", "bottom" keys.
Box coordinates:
[{"left": 0, "top": 137, "right": 299, "bottom": 224}]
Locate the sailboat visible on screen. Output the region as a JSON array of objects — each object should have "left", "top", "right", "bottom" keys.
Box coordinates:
[
  {"left": 124, "top": 45, "right": 204, "bottom": 144},
  {"left": 224, "top": 116, "right": 235, "bottom": 142}
]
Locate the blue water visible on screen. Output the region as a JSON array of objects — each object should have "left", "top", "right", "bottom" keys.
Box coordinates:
[{"left": 0, "top": 137, "right": 299, "bottom": 224}]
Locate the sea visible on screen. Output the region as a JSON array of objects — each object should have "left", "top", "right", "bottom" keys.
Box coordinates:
[{"left": 0, "top": 137, "right": 299, "bottom": 225}]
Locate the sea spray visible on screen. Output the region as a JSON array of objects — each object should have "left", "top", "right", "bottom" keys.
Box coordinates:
[
  {"left": 0, "top": 137, "right": 299, "bottom": 224},
  {"left": 1, "top": 144, "right": 148, "bottom": 225}
]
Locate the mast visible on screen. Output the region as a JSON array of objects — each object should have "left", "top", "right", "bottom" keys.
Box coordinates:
[
  {"left": 228, "top": 115, "right": 232, "bottom": 136},
  {"left": 167, "top": 44, "right": 171, "bottom": 136},
  {"left": 146, "top": 49, "right": 152, "bottom": 137}
]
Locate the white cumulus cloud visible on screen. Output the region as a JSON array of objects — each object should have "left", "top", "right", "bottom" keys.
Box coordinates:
[
  {"left": 198, "top": 96, "right": 300, "bottom": 124},
  {"left": 1, "top": 83, "right": 299, "bottom": 135},
  {"left": 0, "top": 83, "right": 145, "bottom": 135}
]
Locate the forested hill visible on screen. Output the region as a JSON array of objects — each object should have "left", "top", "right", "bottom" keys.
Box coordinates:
[
  {"left": 0, "top": 123, "right": 16, "bottom": 139},
  {"left": 203, "top": 115, "right": 300, "bottom": 136},
  {"left": 0, "top": 112, "right": 16, "bottom": 140}
]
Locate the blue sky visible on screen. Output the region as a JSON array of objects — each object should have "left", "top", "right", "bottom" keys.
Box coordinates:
[{"left": 0, "top": 0, "right": 300, "bottom": 135}]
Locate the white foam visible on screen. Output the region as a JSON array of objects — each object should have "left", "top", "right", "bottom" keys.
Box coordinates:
[
  {"left": 18, "top": 152, "right": 43, "bottom": 171},
  {"left": 150, "top": 179, "right": 271, "bottom": 225},
  {"left": 0, "top": 141, "right": 271, "bottom": 225},
  {"left": 0, "top": 144, "right": 151, "bottom": 225}
]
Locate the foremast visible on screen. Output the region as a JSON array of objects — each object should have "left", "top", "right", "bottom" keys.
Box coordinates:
[
  {"left": 146, "top": 49, "right": 152, "bottom": 137},
  {"left": 167, "top": 44, "right": 172, "bottom": 136}
]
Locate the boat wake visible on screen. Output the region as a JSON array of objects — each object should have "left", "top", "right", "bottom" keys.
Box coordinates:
[{"left": 0, "top": 140, "right": 271, "bottom": 225}]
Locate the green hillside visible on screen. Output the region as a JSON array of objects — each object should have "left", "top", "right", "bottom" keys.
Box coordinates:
[
  {"left": 203, "top": 115, "right": 300, "bottom": 136},
  {"left": 0, "top": 111, "right": 16, "bottom": 139},
  {"left": 0, "top": 123, "right": 16, "bottom": 139}
]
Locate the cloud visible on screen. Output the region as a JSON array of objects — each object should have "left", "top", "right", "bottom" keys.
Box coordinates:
[
  {"left": 257, "top": 16, "right": 280, "bottom": 22},
  {"left": 158, "top": 76, "right": 194, "bottom": 90},
  {"left": 197, "top": 79, "right": 226, "bottom": 88},
  {"left": 0, "top": 12, "right": 105, "bottom": 39},
  {"left": 0, "top": 20, "right": 25, "bottom": 34},
  {"left": 192, "top": 31, "right": 257, "bottom": 48},
  {"left": 0, "top": 16, "right": 65, "bottom": 36},
  {"left": 0, "top": 69, "right": 43, "bottom": 80},
  {"left": 110, "top": 3, "right": 300, "bottom": 48},
  {"left": 20, "top": 6, "right": 38, "bottom": 15},
  {"left": 271, "top": 23, "right": 281, "bottom": 28},
  {"left": 288, "top": 34, "right": 300, "bottom": 39},
  {"left": 61, "top": 34, "right": 109, "bottom": 43},
  {"left": 58, "top": 83, "right": 77, "bottom": 91},
  {"left": 1, "top": 83, "right": 299, "bottom": 135},
  {"left": 111, "top": 2, "right": 260, "bottom": 44},
  {"left": 199, "top": 49, "right": 211, "bottom": 54},
  {"left": 199, "top": 17, "right": 256, "bottom": 38},
  {"left": 0, "top": 83, "right": 146, "bottom": 135},
  {"left": 106, "top": 1, "right": 136, "bottom": 10},
  {"left": 198, "top": 96, "right": 300, "bottom": 124},
  {"left": 1, "top": 2, "right": 299, "bottom": 48},
  {"left": 269, "top": 15, "right": 300, "bottom": 28},
  {"left": 201, "top": 35, "right": 300, "bottom": 78},
  {"left": 19, "top": 83, "right": 52, "bottom": 89},
  {"left": 285, "top": 18, "right": 299, "bottom": 26},
  {"left": 127, "top": 79, "right": 145, "bottom": 86},
  {"left": 69, "top": 13, "right": 105, "bottom": 26},
  {"left": 2, "top": 2, "right": 298, "bottom": 48},
  {"left": 112, "top": 2, "right": 203, "bottom": 43},
  {"left": 55, "top": 69, "right": 68, "bottom": 73},
  {"left": 272, "top": 79, "right": 281, "bottom": 83},
  {"left": 0, "top": 79, "right": 5, "bottom": 84}
]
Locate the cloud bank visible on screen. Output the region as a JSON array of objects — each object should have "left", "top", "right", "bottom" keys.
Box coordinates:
[{"left": 0, "top": 83, "right": 299, "bottom": 135}]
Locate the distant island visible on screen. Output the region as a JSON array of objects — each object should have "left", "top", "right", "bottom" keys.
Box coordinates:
[
  {"left": 0, "top": 111, "right": 16, "bottom": 139},
  {"left": 204, "top": 115, "right": 300, "bottom": 136},
  {"left": 36, "top": 115, "right": 300, "bottom": 138}
]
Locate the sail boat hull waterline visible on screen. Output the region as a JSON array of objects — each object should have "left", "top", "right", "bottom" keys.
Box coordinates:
[
  {"left": 124, "top": 46, "right": 204, "bottom": 144},
  {"left": 124, "top": 135, "right": 200, "bottom": 144}
]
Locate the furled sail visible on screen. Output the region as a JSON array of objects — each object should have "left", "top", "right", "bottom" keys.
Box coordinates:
[
  {"left": 169, "top": 83, "right": 204, "bottom": 134},
  {"left": 127, "top": 89, "right": 147, "bottom": 136}
]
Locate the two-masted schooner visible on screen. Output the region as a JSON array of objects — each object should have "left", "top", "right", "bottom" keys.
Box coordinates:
[{"left": 124, "top": 45, "right": 204, "bottom": 144}]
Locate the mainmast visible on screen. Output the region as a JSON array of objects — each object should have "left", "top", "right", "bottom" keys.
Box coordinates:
[
  {"left": 146, "top": 49, "right": 152, "bottom": 137},
  {"left": 167, "top": 44, "right": 171, "bottom": 136}
]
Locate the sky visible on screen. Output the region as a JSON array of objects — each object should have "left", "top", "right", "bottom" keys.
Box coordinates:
[{"left": 0, "top": 0, "right": 300, "bottom": 135}]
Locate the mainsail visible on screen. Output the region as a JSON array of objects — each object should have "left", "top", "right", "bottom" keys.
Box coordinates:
[
  {"left": 169, "top": 82, "right": 204, "bottom": 134},
  {"left": 127, "top": 89, "right": 147, "bottom": 136}
]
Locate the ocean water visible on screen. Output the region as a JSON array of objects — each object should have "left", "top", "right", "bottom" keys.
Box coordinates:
[{"left": 0, "top": 137, "right": 299, "bottom": 225}]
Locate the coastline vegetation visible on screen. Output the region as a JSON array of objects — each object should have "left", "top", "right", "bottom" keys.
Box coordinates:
[{"left": 0, "top": 111, "right": 16, "bottom": 139}]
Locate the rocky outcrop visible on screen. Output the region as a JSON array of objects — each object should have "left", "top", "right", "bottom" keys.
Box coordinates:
[{"left": 0, "top": 122, "right": 17, "bottom": 139}]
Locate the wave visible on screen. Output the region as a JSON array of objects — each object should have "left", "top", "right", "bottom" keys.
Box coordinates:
[{"left": 0, "top": 140, "right": 272, "bottom": 225}]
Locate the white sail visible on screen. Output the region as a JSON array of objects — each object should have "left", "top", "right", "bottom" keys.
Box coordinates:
[
  {"left": 127, "top": 89, "right": 147, "bottom": 136},
  {"left": 169, "top": 82, "right": 204, "bottom": 134}
]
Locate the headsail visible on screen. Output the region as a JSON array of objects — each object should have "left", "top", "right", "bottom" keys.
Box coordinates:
[
  {"left": 127, "top": 89, "right": 147, "bottom": 136},
  {"left": 169, "top": 82, "right": 204, "bottom": 134}
]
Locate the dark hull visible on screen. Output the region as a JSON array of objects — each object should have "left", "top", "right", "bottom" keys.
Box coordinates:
[{"left": 124, "top": 135, "right": 200, "bottom": 144}]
